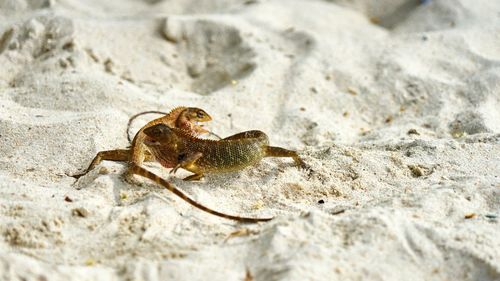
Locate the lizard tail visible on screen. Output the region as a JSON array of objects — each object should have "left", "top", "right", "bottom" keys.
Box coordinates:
[
  {"left": 131, "top": 165, "right": 273, "bottom": 223},
  {"left": 127, "top": 111, "right": 168, "bottom": 143}
]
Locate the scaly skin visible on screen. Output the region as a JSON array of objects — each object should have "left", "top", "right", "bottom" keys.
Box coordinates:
[
  {"left": 73, "top": 107, "right": 212, "bottom": 178},
  {"left": 143, "top": 124, "right": 307, "bottom": 181}
]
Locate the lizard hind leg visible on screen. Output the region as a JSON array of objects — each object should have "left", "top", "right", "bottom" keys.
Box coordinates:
[
  {"left": 183, "top": 173, "right": 204, "bottom": 181},
  {"left": 264, "top": 146, "right": 307, "bottom": 169}
]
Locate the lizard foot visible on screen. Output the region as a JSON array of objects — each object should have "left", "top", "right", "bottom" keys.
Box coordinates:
[
  {"left": 183, "top": 174, "right": 204, "bottom": 181},
  {"left": 124, "top": 171, "right": 145, "bottom": 186},
  {"left": 67, "top": 171, "right": 85, "bottom": 179},
  {"left": 170, "top": 164, "right": 181, "bottom": 175}
]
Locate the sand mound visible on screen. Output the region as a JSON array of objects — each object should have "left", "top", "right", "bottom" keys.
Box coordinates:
[{"left": 0, "top": 0, "right": 499, "bottom": 280}]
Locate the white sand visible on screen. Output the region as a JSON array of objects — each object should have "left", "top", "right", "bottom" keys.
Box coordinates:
[{"left": 0, "top": 0, "right": 499, "bottom": 280}]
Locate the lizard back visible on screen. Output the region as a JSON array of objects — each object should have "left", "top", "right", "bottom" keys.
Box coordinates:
[
  {"left": 184, "top": 130, "right": 269, "bottom": 173},
  {"left": 150, "top": 128, "right": 270, "bottom": 174}
]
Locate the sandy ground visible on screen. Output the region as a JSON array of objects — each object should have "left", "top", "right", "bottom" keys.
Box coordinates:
[{"left": 0, "top": 0, "right": 499, "bottom": 280}]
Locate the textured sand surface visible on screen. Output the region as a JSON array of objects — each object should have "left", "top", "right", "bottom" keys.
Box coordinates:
[{"left": 0, "top": 0, "right": 499, "bottom": 280}]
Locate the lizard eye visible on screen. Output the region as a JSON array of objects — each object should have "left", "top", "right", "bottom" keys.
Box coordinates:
[
  {"left": 177, "top": 153, "right": 186, "bottom": 161},
  {"left": 196, "top": 111, "right": 205, "bottom": 118},
  {"left": 144, "top": 124, "right": 171, "bottom": 138}
]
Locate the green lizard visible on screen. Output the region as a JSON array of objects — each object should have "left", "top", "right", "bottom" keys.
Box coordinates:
[
  {"left": 131, "top": 123, "right": 307, "bottom": 223},
  {"left": 142, "top": 124, "right": 307, "bottom": 182},
  {"left": 133, "top": 123, "right": 307, "bottom": 222}
]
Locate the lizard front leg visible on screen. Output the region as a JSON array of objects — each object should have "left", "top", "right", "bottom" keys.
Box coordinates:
[
  {"left": 72, "top": 149, "right": 156, "bottom": 179},
  {"left": 170, "top": 151, "right": 204, "bottom": 181},
  {"left": 72, "top": 149, "right": 129, "bottom": 178}
]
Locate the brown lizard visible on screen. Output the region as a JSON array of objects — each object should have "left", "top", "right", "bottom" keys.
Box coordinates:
[
  {"left": 127, "top": 110, "right": 168, "bottom": 143},
  {"left": 142, "top": 124, "right": 307, "bottom": 181},
  {"left": 126, "top": 110, "right": 221, "bottom": 143},
  {"left": 73, "top": 106, "right": 212, "bottom": 178}
]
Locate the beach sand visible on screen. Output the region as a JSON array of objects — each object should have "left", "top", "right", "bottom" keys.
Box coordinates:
[{"left": 0, "top": 0, "right": 499, "bottom": 280}]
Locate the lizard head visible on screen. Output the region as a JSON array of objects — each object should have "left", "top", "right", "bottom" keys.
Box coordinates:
[
  {"left": 143, "top": 124, "right": 178, "bottom": 146},
  {"left": 184, "top": 108, "right": 212, "bottom": 122},
  {"left": 178, "top": 107, "right": 212, "bottom": 135}
]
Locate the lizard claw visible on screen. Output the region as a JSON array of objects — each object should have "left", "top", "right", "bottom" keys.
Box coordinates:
[
  {"left": 67, "top": 171, "right": 85, "bottom": 180},
  {"left": 294, "top": 159, "right": 314, "bottom": 177},
  {"left": 170, "top": 165, "right": 181, "bottom": 175},
  {"left": 301, "top": 164, "right": 314, "bottom": 178}
]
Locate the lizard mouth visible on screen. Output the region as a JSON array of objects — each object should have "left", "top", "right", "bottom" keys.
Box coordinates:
[{"left": 194, "top": 122, "right": 209, "bottom": 133}]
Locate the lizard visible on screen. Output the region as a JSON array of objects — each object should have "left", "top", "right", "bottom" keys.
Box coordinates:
[
  {"left": 74, "top": 107, "right": 273, "bottom": 222},
  {"left": 126, "top": 110, "right": 221, "bottom": 143},
  {"left": 142, "top": 123, "right": 307, "bottom": 181},
  {"left": 72, "top": 106, "right": 213, "bottom": 179},
  {"left": 127, "top": 110, "right": 168, "bottom": 143},
  {"left": 132, "top": 123, "right": 308, "bottom": 222}
]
